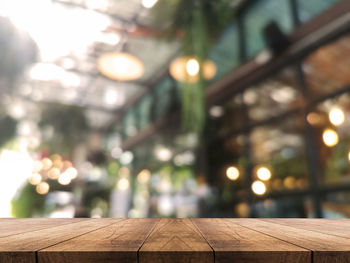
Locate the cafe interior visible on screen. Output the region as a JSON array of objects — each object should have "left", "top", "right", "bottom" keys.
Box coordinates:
[{"left": 0, "top": 0, "right": 349, "bottom": 218}]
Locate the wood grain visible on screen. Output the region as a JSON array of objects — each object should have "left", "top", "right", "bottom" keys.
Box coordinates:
[
  {"left": 234, "top": 219, "right": 350, "bottom": 263},
  {"left": 192, "top": 218, "right": 310, "bottom": 263},
  {"left": 0, "top": 218, "right": 85, "bottom": 238},
  {"left": 38, "top": 218, "right": 159, "bottom": 263},
  {"left": 0, "top": 218, "right": 121, "bottom": 262},
  {"left": 263, "top": 218, "right": 350, "bottom": 239},
  {"left": 139, "top": 218, "right": 213, "bottom": 263}
]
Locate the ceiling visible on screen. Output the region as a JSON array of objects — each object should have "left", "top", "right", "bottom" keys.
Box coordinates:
[{"left": 1, "top": 0, "right": 181, "bottom": 127}]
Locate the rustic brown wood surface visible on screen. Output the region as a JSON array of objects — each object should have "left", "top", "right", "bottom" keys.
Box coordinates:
[{"left": 0, "top": 218, "right": 350, "bottom": 263}]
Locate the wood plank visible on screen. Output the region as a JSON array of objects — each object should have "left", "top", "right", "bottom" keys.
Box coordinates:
[
  {"left": 38, "top": 218, "right": 159, "bottom": 263},
  {"left": 192, "top": 218, "right": 310, "bottom": 263},
  {"left": 139, "top": 218, "right": 213, "bottom": 263},
  {"left": 234, "top": 219, "right": 350, "bottom": 263},
  {"left": 263, "top": 218, "right": 350, "bottom": 240},
  {"left": 0, "top": 218, "right": 121, "bottom": 262},
  {"left": 0, "top": 218, "right": 86, "bottom": 238}
]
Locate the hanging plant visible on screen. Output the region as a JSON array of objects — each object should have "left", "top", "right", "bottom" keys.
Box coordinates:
[{"left": 153, "top": 0, "right": 236, "bottom": 133}]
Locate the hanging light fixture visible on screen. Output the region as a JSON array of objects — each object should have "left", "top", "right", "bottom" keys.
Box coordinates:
[
  {"left": 169, "top": 57, "right": 216, "bottom": 83},
  {"left": 98, "top": 52, "right": 144, "bottom": 81}
]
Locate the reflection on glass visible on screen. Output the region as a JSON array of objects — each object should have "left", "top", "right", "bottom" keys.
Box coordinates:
[
  {"left": 309, "top": 93, "right": 350, "bottom": 185},
  {"left": 244, "top": 67, "right": 303, "bottom": 122},
  {"left": 250, "top": 116, "right": 309, "bottom": 193},
  {"left": 303, "top": 33, "right": 350, "bottom": 97},
  {"left": 252, "top": 197, "right": 312, "bottom": 217},
  {"left": 209, "top": 24, "right": 239, "bottom": 80},
  {"left": 243, "top": 0, "right": 293, "bottom": 58},
  {"left": 322, "top": 191, "right": 350, "bottom": 218}
]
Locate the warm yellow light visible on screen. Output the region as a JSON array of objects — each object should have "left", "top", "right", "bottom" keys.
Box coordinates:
[
  {"left": 137, "top": 169, "right": 151, "bottom": 184},
  {"left": 53, "top": 159, "right": 63, "bottom": 170},
  {"left": 65, "top": 167, "right": 78, "bottom": 179},
  {"left": 307, "top": 112, "right": 321, "bottom": 126},
  {"left": 186, "top": 58, "right": 200, "bottom": 76},
  {"left": 226, "top": 166, "right": 240, "bottom": 181},
  {"left": 36, "top": 182, "right": 49, "bottom": 195},
  {"left": 257, "top": 167, "right": 271, "bottom": 181},
  {"left": 63, "top": 160, "right": 73, "bottom": 169},
  {"left": 322, "top": 128, "right": 339, "bottom": 147},
  {"left": 33, "top": 161, "right": 43, "bottom": 173},
  {"left": 251, "top": 180, "right": 266, "bottom": 195},
  {"left": 98, "top": 52, "right": 144, "bottom": 81},
  {"left": 117, "top": 178, "right": 130, "bottom": 191},
  {"left": 169, "top": 57, "right": 216, "bottom": 83},
  {"left": 41, "top": 158, "right": 53, "bottom": 170},
  {"left": 142, "top": 0, "right": 158, "bottom": 8},
  {"left": 58, "top": 172, "right": 71, "bottom": 185},
  {"left": 283, "top": 176, "right": 296, "bottom": 189},
  {"left": 348, "top": 151, "right": 350, "bottom": 162},
  {"left": 119, "top": 167, "right": 130, "bottom": 177},
  {"left": 29, "top": 173, "right": 42, "bottom": 185},
  {"left": 47, "top": 168, "right": 61, "bottom": 180},
  {"left": 329, "top": 107, "right": 345, "bottom": 126}
]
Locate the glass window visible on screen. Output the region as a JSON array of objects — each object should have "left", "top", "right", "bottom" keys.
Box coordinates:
[
  {"left": 297, "top": 0, "right": 341, "bottom": 23},
  {"left": 207, "top": 133, "right": 247, "bottom": 204},
  {"left": 207, "top": 93, "right": 245, "bottom": 138},
  {"left": 209, "top": 24, "right": 240, "bottom": 80},
  {"left": 322, "top": 191, "right": 350, "bottom": 218},
  {"left": 243, "top": 67, "right": 303, "bottom": 123},
  {"left": 252, "top": 196, "right": 313, "bottom": 217},
  {"left": 250, "top": 116, "right": 309, "bottom": 194},
  {"left": 243, "top": 0, "right": 293, "bottom": 58},
  {"left": 307, "top": 93, "right": 350, "bottom": 185},
  {"left": 303, "top": 33, "right": 350, "bottom": 98}
]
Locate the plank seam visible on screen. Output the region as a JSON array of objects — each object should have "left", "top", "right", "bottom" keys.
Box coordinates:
[
  {"left": 0, "top": 219, "right": 86, "bottom": 240},
  {"left": 35, "top": 218, "right": 127, "bottom": 256},
  {"left": 137, "top": 218, "right": 161, "bottom": 263},
  {"left": 190, "top": 219, "right": 216, "bottom": 263},
  {"left": 232, "top": 220, "right": 313, "bottom": 252}
]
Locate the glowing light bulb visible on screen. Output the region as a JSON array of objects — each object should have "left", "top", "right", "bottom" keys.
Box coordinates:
[
  {"left": 137, "top": 169, "right": 151, "bottom": 184},
  {"left": 348, "top": 151, "right": 350, "bottom": 162},
  {"left": 226, "top": 166, "right": 240, "bottom": 181},
  {"left": 47, "top": 168, "right": 61, "bottom": 180},
  {"left": 113, "top": 55, "right": 129, "bottom": 75},
  {"left": 257, "top": 167, "right": 271, "bottom": 181},
  {"left": 66, "top": 167, "right": 78, "bottom": 179},
  {"left": 329, "top": 107, "right": 345, "bottom": 126},
  {"left": 58, "top": 172, "right": 71, "bottom": 185},
  {"left": 29, "top": 173, "right": 42, "bottom": 185},
  {"left": 322, "top": 128, "right": 339, "bottom": 147},
  {"left": 41, "top": 158, "right": 53, "bottom": 170},
  {"left": 117, "top": 178, "right": 129, "bottom": 190},
  {"left": 36, "top": 182, "right": 49, "bottom": 195},
  {"left": 186, "top": 58, "right": 200, "bottom": 76},
  {"left": 251, "top": 180, "right": 266, "bottom": 195}
]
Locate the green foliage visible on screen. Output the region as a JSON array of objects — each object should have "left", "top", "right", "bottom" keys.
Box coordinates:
[
  {"left": 11, "top": 183, "right": 45, "bottom": 217},
  {"left": 39, "top": 105, "right": 89, "bottom": 156},
  {"left": 153, "top": 0, "right": 236, "bottom": 133}
]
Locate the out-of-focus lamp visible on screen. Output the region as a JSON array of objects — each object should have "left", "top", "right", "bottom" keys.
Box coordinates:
[
  {"left": 169, "top": 57, "right": 216, "bottom": 83},
  {"left": 98, "top": 52, "right": 144, "bottom": 81}
]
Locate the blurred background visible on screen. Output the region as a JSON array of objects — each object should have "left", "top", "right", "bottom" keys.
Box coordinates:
[{"left": 0, "top": 0, "right": 349, "bottom": 218}]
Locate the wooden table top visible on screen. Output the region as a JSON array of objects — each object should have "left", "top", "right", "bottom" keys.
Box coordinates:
[{"left": 1, "top": 218, "right": 350, "bottom": 263}]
